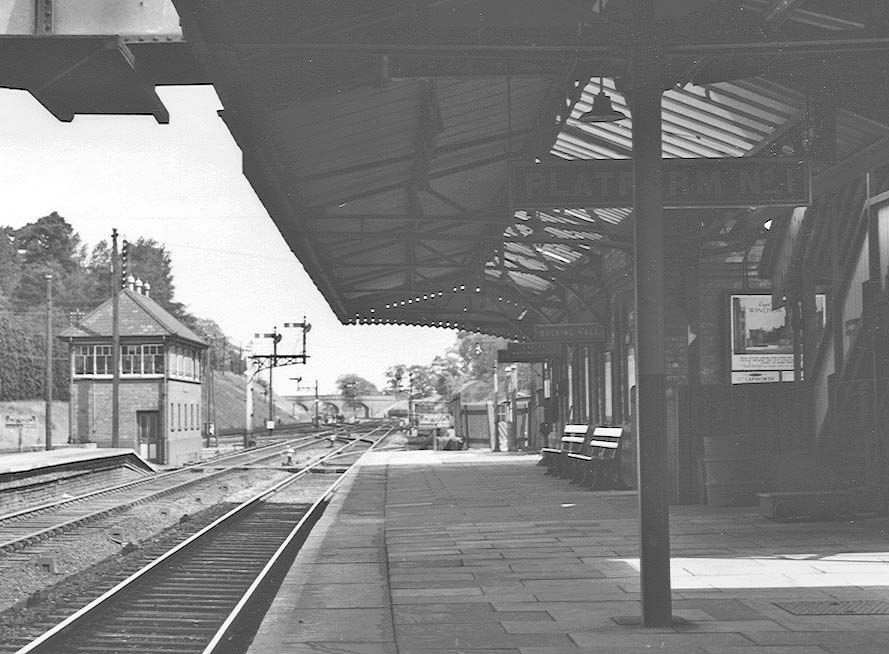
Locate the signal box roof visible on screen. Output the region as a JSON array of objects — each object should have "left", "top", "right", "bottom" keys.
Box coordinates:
[{"left": 60, "top": 288, "right": 207, "bottom": 346}]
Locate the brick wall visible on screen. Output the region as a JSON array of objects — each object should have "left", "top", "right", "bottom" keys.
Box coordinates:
[
  {"left": 166, "top": 379, "right": 202, "bottom": 466},
  {"left": 69, "top": 377, "right": 203, "bottom": 466},
  {"left": 70, "top": 378, "right": 162, "bottom": 448}
]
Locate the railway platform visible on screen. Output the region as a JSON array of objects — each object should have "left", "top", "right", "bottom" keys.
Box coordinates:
[
  {"left": 247, "top": 449, "right": 889, "bottom": 654},
  {"left": 0, "top": 447, "right": 153, "bottom": 477}
]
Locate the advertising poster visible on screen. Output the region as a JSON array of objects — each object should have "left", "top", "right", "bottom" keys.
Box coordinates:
[{"left": 729, "top": 293, "right": 825, "bottom": 383}]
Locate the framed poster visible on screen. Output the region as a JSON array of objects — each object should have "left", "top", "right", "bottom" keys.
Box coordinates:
[{"left": 729, "top": 293, "right": 825, "bottom": 383}]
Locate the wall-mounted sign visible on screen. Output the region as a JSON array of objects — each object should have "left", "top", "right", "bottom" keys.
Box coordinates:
[
  {"left": 497, "top": 342, "right": 562, "bottom": 363},
  {"left": 511, "top": 158, "right": 811, "bottom": 209},
  {"left": 729, "top": 293, "right": 825, "bottom": 384},
  {"left": 533, "top": 323, "right": 605, "bottom": 343},
  {"left": 4, "top": 414, "right": 36, "bottom": 428}
]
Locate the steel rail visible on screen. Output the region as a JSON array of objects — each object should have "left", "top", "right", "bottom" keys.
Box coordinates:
[
  {"left": 0, "top": 434, "right": 319, "bottom": 523},
  {"left": 12, "top": 422, "right": 394, "bottom": 654},
  {"left": 0, "top": 434, "right": 332, "bottom": 552},
  {"left": 201, "top": 424, "right": 393, "bottom": 654}
]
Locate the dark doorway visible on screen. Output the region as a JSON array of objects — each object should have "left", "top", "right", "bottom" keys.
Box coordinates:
[{"left": 137, "top": 411, "right": 161, "bottom": 463}]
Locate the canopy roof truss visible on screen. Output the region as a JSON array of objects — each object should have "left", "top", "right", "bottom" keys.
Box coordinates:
[{"left": 160, "top": 0, "right": 889, "bottom": 338}]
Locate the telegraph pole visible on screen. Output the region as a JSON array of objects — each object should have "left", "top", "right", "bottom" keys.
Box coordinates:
[
  {"left": 111, "top": 229, "right": 120, "bottom": 448},
  {"left": 44, "top": 274, "right": 53, "bottom": 450},
  {"left": 314, "top": 379, "right": 320, "bottom": 428},
  {"left": 267, "top": 327, "right": 280, "bottom": 438}
]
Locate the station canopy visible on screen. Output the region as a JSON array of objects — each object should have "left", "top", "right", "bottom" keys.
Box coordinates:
[{"left": 167, "top": 0, "right": 889, "bottom": 338}]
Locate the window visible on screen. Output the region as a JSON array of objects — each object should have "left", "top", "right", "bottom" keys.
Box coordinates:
[
  {"left": 94, "top": 345, "right": 112, "bottom": 375},
  {"left": 121, "top": 345, "right": 139, "bottom": 374},
  {"left": 143, "top": 344, "right": 164, "bottom": 374},
  {"left": 74, "top": 346, "right": 94, "bottom": 375},
  {"left": 166, "top": 345, "right": 204, "bottom": 380}
]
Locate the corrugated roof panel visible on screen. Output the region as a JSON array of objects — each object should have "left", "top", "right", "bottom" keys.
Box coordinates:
[{"left": 662, "top": 88, "right": 776, "bottom": 134}]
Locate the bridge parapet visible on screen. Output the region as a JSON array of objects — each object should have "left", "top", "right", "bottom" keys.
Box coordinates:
[{"left": 283, "top": 394, "right": 404, "bottom": 419}]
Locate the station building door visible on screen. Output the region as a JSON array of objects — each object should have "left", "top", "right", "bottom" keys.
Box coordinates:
[{"left": 137, "top": 411, "right": 161, "bottom": 463}]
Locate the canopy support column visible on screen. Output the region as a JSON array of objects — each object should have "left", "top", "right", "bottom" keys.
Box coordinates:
[{"left": 630, "top": 29, "right": 672, "bottom": 627}]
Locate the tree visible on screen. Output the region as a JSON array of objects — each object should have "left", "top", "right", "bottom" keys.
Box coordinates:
[
  {"left": 10, "top": 213, "right": 89, "bottom": 308},
  {"left": 0, "top": 227, "right": 20, "bottom": 299},
  {"left": 383, "top": 364, "right": 408, "bottom": 394},
  {"left": 430, "top": 353, "right": 461, "bottom": 399},
  {"left": 188, "top": 316, "right": 246, "bottom": 375},
  {"left": 125, "top": 237, "right": 186, "bottom": 318},
  {"left": 454, "top": 332, "right": 506, "bottom": 380},
  {"left": 13, "top": 212, "right": 81, "bottom": 272},
  {"left": 405, "top": 364, "right": 436, "bottom": 399},
  {"left": 336, "top": 374, "right": 378, "bottom": 408}
]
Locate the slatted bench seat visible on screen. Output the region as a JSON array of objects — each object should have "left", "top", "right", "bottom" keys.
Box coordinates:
[
  {"left": 542, "top": 425, "right": 589, "bottom": 477},
  {"left": 566, "top": 426, "right": 623, "bottom": 490}
]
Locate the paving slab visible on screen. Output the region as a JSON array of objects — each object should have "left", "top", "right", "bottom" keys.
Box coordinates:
[{"left": 246, "top": 450, "right": 889, "bottom": 654}]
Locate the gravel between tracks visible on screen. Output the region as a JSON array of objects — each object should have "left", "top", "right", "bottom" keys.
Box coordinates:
[
  {"left": 0, "top": 468, "right": 292, "bottom": 613},
  {"left": 0, "top": 430, "right": 402, "bottom": 647},
  {"left": 0, "top": 501, "right": 239, "bottom": 651}
]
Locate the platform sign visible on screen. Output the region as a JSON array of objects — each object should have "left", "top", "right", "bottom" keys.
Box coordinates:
[
  {"left": 511, "top": 158, "right": 811, "bottom": 209},
  {"left": 4, "top": 414, "right": 36, "bottom": 428},
  {"left": 533, "top": 323, "right": 604, "bottom": 343},
  {"left": 497, "top": 342, "right": 562, "bottom": 363}
]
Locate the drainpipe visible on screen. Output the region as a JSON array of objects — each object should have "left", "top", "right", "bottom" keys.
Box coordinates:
[{"left": 161, "top": 335, "right": 169, "bottom": 465}]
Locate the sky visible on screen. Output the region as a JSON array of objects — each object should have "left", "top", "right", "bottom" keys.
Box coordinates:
[{"left": 0, "top": 86, "right": 458, "bottom": 395}]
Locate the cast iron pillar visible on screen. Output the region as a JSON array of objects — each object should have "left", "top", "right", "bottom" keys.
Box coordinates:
[{"left": 629, "top": 35, "right": 673, "bottom": 627}]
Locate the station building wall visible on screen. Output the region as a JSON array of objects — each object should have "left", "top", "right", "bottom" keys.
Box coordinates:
[
  {"left": 562, "top": 240, "right": 783, "bottom": 502},
  {"left": 70, "top": 377, "right": 203, "bottom": 467},
  {"left": 166, "top": 379, "right": 202, "bottom": 467},
  {"left": 72, "top": 378, "right": 163, "bottom": 450}
]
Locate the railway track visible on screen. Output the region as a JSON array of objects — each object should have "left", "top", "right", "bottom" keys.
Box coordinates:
[
  {"left": 0, "top": 431, "right": 343, "bottom": 554},
  {"left": 9, "top": 421, "right": 395, "bottom": 654}
]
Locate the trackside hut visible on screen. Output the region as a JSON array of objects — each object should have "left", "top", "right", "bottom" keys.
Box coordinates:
[{"left": 60, "top": 285, "right": 208, "bottom": 466}]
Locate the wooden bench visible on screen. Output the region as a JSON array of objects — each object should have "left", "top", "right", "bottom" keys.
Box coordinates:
[
  {"left": 565, "top": 426, "right": 623, "bottom": 490},
  {"left": 541, "top": 425, "right": 589, "bottom": 477}
]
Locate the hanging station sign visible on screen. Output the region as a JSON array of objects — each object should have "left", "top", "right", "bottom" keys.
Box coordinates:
[
  {"left": 511, "top": 158, "right": 811, "bottom": 209},
  {"left": 497, "top": 342, "right": 563, "bottom": 363},
  {"left": 533, "top": 322, "right": 605, "bottom": 343}
]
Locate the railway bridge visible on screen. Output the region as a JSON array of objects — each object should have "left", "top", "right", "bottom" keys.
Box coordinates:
[{"left": 283, "top": 394, "right": 404, "bottom": 420}]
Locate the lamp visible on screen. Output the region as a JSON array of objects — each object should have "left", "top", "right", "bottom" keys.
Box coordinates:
[{"left": 578, "top": 77, "right": 626, "bottom": 123}]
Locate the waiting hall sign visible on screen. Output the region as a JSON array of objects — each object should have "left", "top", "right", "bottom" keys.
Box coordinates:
[
  {"left": 511, "top": 158, "right": 811, "bottom": 209},
  {"left": 497, "top": 342, "right": 562, "bottom": 363}
]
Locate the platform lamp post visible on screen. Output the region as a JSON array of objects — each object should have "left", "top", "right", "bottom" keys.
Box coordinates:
[
  {"left": 475, "top": 342, "right": 500, "bottom": 452},
  {"left": 503, "top": 365, "right": 516, "bottom": 452},
  {"left": 492, "top": 362, "right": 500, "bottom": 452}
]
